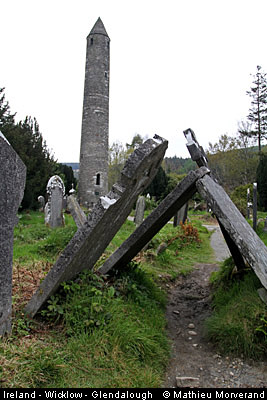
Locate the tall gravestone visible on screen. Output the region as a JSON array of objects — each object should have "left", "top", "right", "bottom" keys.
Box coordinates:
[
  {"left": 44, "top": 176, "right": 65, "bottom": 228},
  {"left": 134, "top": 196, "right": 146, "bottom": 226},
  {"left": 247, "top": 188, "right": 251, "bottom": 219},
  {"left": 67, "top": 194, "right": 87, "bottom": 229},
  {"left": 253, "top": 182, "right": 257, "bottom": 231},
  {"left": 38, "top": 195, "right": 45, "bottom": 212},
  {"left": 25, "top": 136, "right": 168, "bottom": 317},
  {"left": 0, "top": 133, "right": 26, "bottom": 335},
  {"left": 173, "top": 203, "right": 188, "bottom": 227}
]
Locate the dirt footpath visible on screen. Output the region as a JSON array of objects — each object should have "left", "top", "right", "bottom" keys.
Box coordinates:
[{"left": 163, "top": 225, "right": 267, "bottom": 388}]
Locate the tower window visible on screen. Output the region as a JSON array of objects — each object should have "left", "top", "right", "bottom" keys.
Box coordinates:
[
  {"left": 104, "top": 71, "right": 108, "bottom": 79},
  {"left": 90, "top": 38, "right": 94, "bottom": 46},
  {"left": 96, "top": 173, "right": 100, "bottom": 186}
]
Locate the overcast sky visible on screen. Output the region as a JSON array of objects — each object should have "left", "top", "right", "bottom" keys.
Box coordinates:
[{"left": 1, "top": 0, "right": 267, "bottom": 162}]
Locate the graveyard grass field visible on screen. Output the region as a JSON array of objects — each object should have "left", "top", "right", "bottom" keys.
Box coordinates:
[
  {"left": 1, "top": 210, "right": 213, "bottom": 388},
  {"left": 1, "top": 210, "right": 267, "bottom": 387}
]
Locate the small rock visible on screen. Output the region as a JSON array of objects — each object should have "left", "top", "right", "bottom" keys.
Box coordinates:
[
  {"left": 176, "top": 376, "right": 200, "bottom": 388},
  {"left": 188, "top": 330, "right": 197, "bottom": 336},
  {"left": 192, "top": 344, "right": 198, "bottom": 348},
  {"left": 173, "top": 310, "right": 180, "bottom": 315},
  {"left": 188, "top": 323, "right": 195, "bottom": 329},
  {"left": 230, "top": 371, "right": 234, "bottom": 376},
  {"left": 156, "top": 242, "right": 168, "bottom": 255}
]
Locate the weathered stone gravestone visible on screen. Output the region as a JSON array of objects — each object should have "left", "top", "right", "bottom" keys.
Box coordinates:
[
  {"left": 67, "top": 194, "right": 87, "bottom": 229},
  {"left": 98, "top": 168, "right": 209, "bottom": 275},
  {"left": 185, "top": 128, "right": 267, "bottom": 291},
  {"left": 44, "top": 175, "right": 65, "bottom": 228},
  {"left": 173, "top": 202, "right": 188, "bottom": 227},
  {"left": 38, "top": 195, "right": 45, "bottom": 212},
  {"left": 25, "top": 136, "right": 168, "bottom": 317},
  {"left": 253, "top": 182, "right": 257, "bottom": 231},
  {"left": 183, "top": 128, "right": 209, "bottom": 168},
  {"left": 247, "top": 188, "right": 252, "bottom": 219},
  {"left": 134, "top": 196, "right": 146, "bottom": 226},
  {"left": 0, "top": 133, "right": 26, "bottom": 335},
  {"left": 197, "top": 172, "right": 267, "bottom": 290},
  {"left": 69, "top": 183, "right": 76, "bottom": 195}
]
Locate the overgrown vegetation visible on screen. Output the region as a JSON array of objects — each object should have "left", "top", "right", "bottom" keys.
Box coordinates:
[
  {"left": 0, "top": 210, "right": 213, "bottom": 388},
  {"left": 206, "top": 256, "right": 267, "bottom": 359}
]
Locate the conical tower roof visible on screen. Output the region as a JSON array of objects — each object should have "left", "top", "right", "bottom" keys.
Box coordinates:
[{"left": 88, "top": 17, "right": 109, "bottom": 38}]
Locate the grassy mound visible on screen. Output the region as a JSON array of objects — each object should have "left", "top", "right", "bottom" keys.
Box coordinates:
[{"left": 206, "top": 258, "right": 267, "bottom": 359}]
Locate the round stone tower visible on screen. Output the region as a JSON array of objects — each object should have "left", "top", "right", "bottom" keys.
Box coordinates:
[{"left": 78, "top": 17, "right": 110, "bottom": 207}]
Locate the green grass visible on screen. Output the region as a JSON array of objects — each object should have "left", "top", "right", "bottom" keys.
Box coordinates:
[
  {"left": 2, "top": 265, "right": 169, "bottom": 388},
  {"left": 204, "top": 218, "right": 267, "bottom": 359},
  {"left": 5, "top": 208, "right": 266, "bottom": 387},
  {"left": 13, "top": 212, "right": 77, "bottom": 263},
  {"left": 205, "top": 258, "right": 267, "bottom": 359},
  {"left": 1, "top": 209, "right": 213, "bottom": 388},
  {"left": 140, "top": 219, "right": 214, "bottom": 278},
  {"left": 3, "top": 210, "right": 193, "bottom": 388}
]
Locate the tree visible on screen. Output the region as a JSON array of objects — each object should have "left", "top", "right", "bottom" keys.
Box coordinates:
[
  {"left": 0, "top": 87, "right": 15, "bottom": 132},
  {"left": 4, "top": 116, "right": 57, "bottom": 209},
  {"left": 126, "top": 133, "right": 144, "bottom": 151},
  {"left": 143, "top": 165, "right": 168, "bottom": 200},
  {"left": 207, "top": 132, "right": 259, "bottom": 192},
  {"left": 256, "top": 154, "right": 267, "bottom": 211},
  {"left": 54, "top": 163, "right": 77, "bottom": 195},
  {"left": 1, "top": 88, "right": 78, "bottom": 209},
  {"left": 108, "top": 134, "right": 146, "bottom": 189},
  {"left": 246, "top": 65, "right": 267, "bottom": 153},
  {"left": 108, "top": 141, "right": 127, "bottom": 189}
]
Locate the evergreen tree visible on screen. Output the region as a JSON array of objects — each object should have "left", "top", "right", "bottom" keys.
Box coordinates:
[
  {"left": 1, "top": 87, "right": 78, "bottom": 209},
  {"left": 256, "top": 154, "right": 267, "bottom": 210},
  {"left": 4, "top": 116, "right": 56, "bottom": 209},
  {"left": 246, "top": 65, "right": 267, "bottom": 153},
  {"left": 55, "top": 163, "right": 77, "bottom": 194},
  {"left": 126, "top": 133, "right": 144, "bottom": 151},
  {"left": 0, "top": 87, "right": 15, "bottom": 132},
  {"left": 143, "top": 165, "right": 168, "bottom": 200}
]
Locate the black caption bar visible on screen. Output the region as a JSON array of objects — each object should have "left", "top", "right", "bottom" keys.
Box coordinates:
[{"left": 0, "top": 389, "right": 266, "bottom": 400}]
